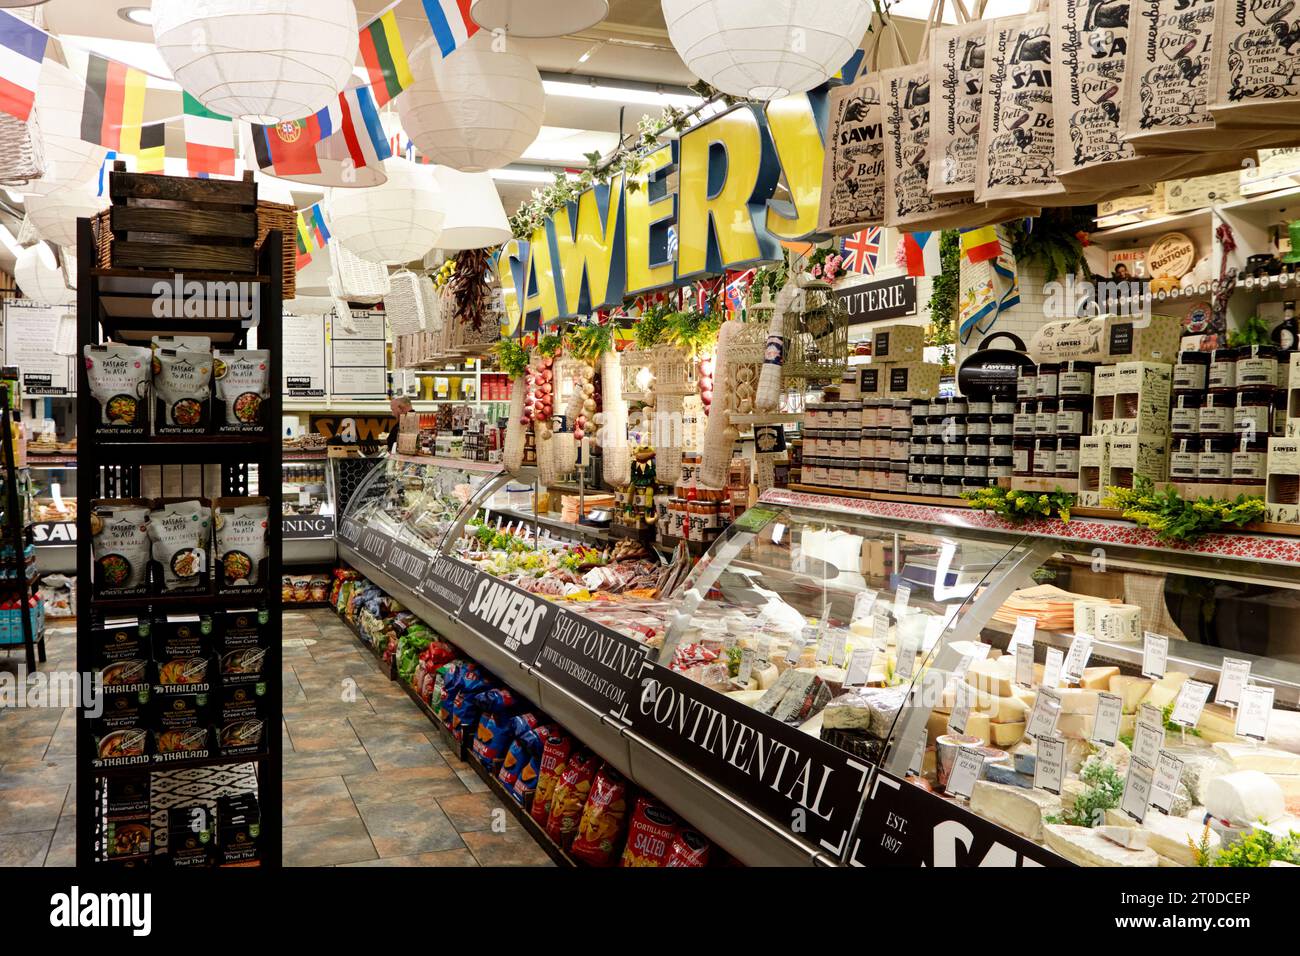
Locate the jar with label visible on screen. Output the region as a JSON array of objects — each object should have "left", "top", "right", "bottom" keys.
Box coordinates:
[
  {"left": 1199, "top": 392, "right": 1235, "bottom": 435},
  {"left": 1012, "top": 438, "right": 1035, "bottom": 477},
  {"left": 942, "top": 439, "right": 967, "bottom": 458},
  {"left": 964, "top": 457, "right": 988, "bottom": 480},
  {"left": 1035, "top": 398, "right": 1058, "bottom": 435},
  {"left": 922, "top": 476, "right": 942, "bottom": 496},
  {"left": 910, "top": 399, "right": 929, "bottom": 426},
  {"left": 924, "top": 452, "right": 944, "bottom": 477},
  {"left": 949, "top": 397, "right": 968, "bottom": 418},
  {"left": 893, "top": 401, "right": 913, "bottom": 429},
  {"left": 991, "top": 399, "right": 1016, "bottom": 417},
  {"left": 1058, "top": 360, "right": 1095, "bottom": 397},
  {"left": 1017, "top": 366, "right": 1037, "bottom": 400},
  {"left": 1055, "top": 395, "right": 1090, "bottom": 436},
  {"left": 907, "top": 476, "right": 924, "bottom": 495},
  {"left": 1056, "top": 435, "right": 1080, "bottom": 478},
  {"left": 910, "top": 436, "right": 927, "bottom": 459},
  {"left": 888, "top": 462, "right": 907, "bottom": 492},
  {"left": 668, "top": 499, "right": 687, "bottom": 538},
  {"left": 965, "top": 411, "right": 991, "bottom": 438},
  {"left": 910, "top": 453, "right": 926, "bottom": 476},
  {"left": 1170, "top": 392, "right": 1203, "bottom": 436},
  {"left": 1173, "top": 350, "right": 1210, "bottom": 391},
  {"left": 941, "top": 475, "right": 964, "bottom": 498},
  {"left": 1234, "top": 389, "right": 1274, "bottom": 440},
  {"left": 840, "top": 372, "right": 860, "bottom": 401},
  {"left": 942, "top": 414, "right": 967, "bottom": 440},
  {"left": 989, "top": 456, "right": 1013, "bottom": 479},
  {"left": 1208, "top": 348, "right": 1238, "bottom": 390},
  {"left": 965, "top": 435, "right": 990, "bottom": 459},
  {"left": 990, "top": 413, "right": 1014, "bottom": 437},
  {"left": 1232, "top": 436, "right": 1267, "bottom": 486},
  {"left": 1169, "top": 438, "right": 1198, "bottom": 482},
  {"left": 990, "top": 434, "right": 1013, "bottom": 462},
  {"left": 1036, "top": 363, "right": 1059, "bottom": 398},
  {"left": 912, "top": 415, "right": 929, "bottom": 438},
  {"left": 891, "top": 436, "right": 910, "bottom": 462},
  {"left": 966, "top": 399, "right": 992, "bottom": 416},
  {"left": 929, "top": 398, "right": 948, "bottom": 419},
  {"left": 943, "top": 455, "right": 965, "bottom": 478},
  {"left": 1198, "top": 436, "right": 1233, "bottom": 482},
  {"left": 1237, "top": 345, "right": 1279, "bottom": 388},
  {"left": 960, "top": 476, "right": 986, "bottom": 494},
  {"left": 1033, "top": 437, "right": 1058, "bottom": 477}
]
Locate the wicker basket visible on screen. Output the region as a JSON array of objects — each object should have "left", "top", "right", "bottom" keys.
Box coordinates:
[
  {"left": 330, "top": 240, "right": 390, "bottom": 303},
  {"left": 384, "top": 270, "right": 429, "bottom": 335}
]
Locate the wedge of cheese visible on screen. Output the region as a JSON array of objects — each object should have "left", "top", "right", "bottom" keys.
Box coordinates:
[
  {"left": 1044, "top": 824, "right": 1160, "bottom": 867},
  {"left": 1143, "top": 813, "right": 1221, "bottom": 866},
  {"left": 1097, "top": 825, "right": 1148, "bottom": 849},
  {"left": 1211, "top": 742, "right": 1300, "bottom": 775},
  {"left": 965, "top": 657, "right": 1015, "bottom": 697},
  {"left": 993, "top": 694, "right": 1030, "bottom": 724},
  {"left": 1081, "top": 666, "right": 1120, "bottom": 690},
  {"left": 1109, "top": 675, "right": 1153, "bottom": 714},
  {"left": 991, "top": 721, "right": 1026, "bottom": 747},
  {"left": 1056, "top": 712, "right": 1095, "bottom": 740},
  {"left": 1142, "top": 672, "right": 1190, "bottom": 711},
  {"left": 1205, "top": 771, "right": 1286, "bottom": 825},
  {"left": 1057, "top": 688, "right": 1100, "bottom": 715},
  {"left": 1195, "top": 703, "right": 1240, "bottom": 744},
  {"left": 970, "top": 781, "right": 1060, "bottom": 841}
]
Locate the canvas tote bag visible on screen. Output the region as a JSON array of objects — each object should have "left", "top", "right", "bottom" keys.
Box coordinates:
[
  {"left": 818, "top": 20, "right": 911, "bottom": 235},
  {"left": 928, "top": 0, "right": 992, "bottom": 196},
  {"left": 1210, "top": 0, "right": 1300, "bottom": 128}
]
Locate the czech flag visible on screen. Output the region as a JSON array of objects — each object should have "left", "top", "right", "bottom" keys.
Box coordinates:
[
  {"left": 901, "top": 231, "right": 941, "bottom": 278},
  {"left": 0, "top": 10, "right": 46, "bottom": 122},
  {"left": 960, "top": 225, "right": 1001, "bottom": 264}
]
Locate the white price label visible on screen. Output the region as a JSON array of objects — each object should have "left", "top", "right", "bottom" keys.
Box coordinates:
[
  {"left": 907, "top": 732, "right": 926, "bottom": 776},
  {"left": 1138, "top": 702, "right": 1164, "bottom": 732},
  {"left": 1235, "top": 685, "right": 1275, "bottom": 742},
  {"left": 1216, "top": 658, "right": 1252, "bottom": 707},
  {"left": 1132, "top": 720, "right": 1164, "bottom": 767},
  {"left": 1042, "top": 646, "right": 1064, "bottom": 689},
  {"left": 1012, "top": 614, "right": 1037, "bottom": 647},
  {"left": 1062, "top": 634, "right": 1093, "bottom": 684},
  {"left": 758, "top": 636, "right": 774, "bottom": 662},
  {"left": 1034, "top": 735, "right": 1066, "bottom": 795},
  {"left": 1092, "top": 692, "right": 1123, "bottom": 747},
  {"left": 844, "top": 647, "right": 875, "bottom": 689},
  {"left": 967, "top": 642, "right": 992, "bottom": 661},
  {"left": 784, "top": 637, "right": 805, "bottom": 665},
  {"left": 1027, "top": 688, "right": 1062, "bottom": 739},
  {"left": 1150, "top": 751, "right": 1184, "bottom": 815},
  {"left": 830, "top": 631, "right": 848, "bottom": 668},
  {"left": 894, "top": 584, "right": 912, "bottom": 611},
  {"left": 945, "top": 748, "right": 984, "bottom": 800},
  {"left": 298, "top": 491, "right": 312, "bottom": 508},
  {"left": 1015, "top": 640, "right": 1035, "bottom": 689},
  {"left": 792, "top": 548, "right": 806, "bottom": 573},
  {"left": 1169, "top": 679, "right": 1213, "bottom": 729},
  {"left": 852, "top": 589, "right": 879, "bottom": 622},
  {"left": 738, "top": 648, "right": 756, "bottom": 685},
  {"left": 872, "top": 606, "right": 891, "bottom": 644},
  {"left": 897, "top": 631, "right": 920, "bottom": 682},
  {"left": 1121, "top": 758, "right": 1155, "bottom": 824},
  {"left": 948, "top": 681, "right": 974, "bottom": 735},
  {"left": 815, "top": 632, "right": 831, "bottom": 665},
  {"left": 951, "top": 654, "right": 975, "bottom": 683},
  {"left": 1142, "top": 631, "right": 1169, "bottom": 680}
]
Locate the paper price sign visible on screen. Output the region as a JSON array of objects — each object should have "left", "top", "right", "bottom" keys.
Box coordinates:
[
  {"left": 1170, "top": 679, "right": 1213, "bottom": 729},
  {"left": 1121, "top": 758, "right": 1155, "bottom": 824},
  {"left": 758, "top": 636, "right": 774, "bottom": 662},
  {"left": 1132, "top": 721, "right": 1164, "bottom": 767},
  {"left": 1014, "top": 639, "right": 1035, "bottom": 689},
  {"left": 1034, "top": 735, "right": 1066, "bottom": 795},
  {"left": 1092, "top": 692, "right": 1123, "bottom": 747},
  {"left": 832, "top": 631, "right": 848, "bottom": 668},
  {"left": 1138, "top": 702, "right": 1164, "bottom": 733},
  {"left": 844, "top": 648, "right": 875, "bottom": 689},
  {"left": 948, "top": 681, "right": 974, "bottom": 735},
  {"left": 784, "top": 637, "right": 805, "bottom": 665},
  {"left": 1027, "top": 689, "right": 1062, "bottom": 739},
  {"left": 791, "top": 548, "right": 806, "bottom": 574},
  {"left": 894, "top": 584, "right": 912, "bottom": 611},
  {"left": 738, "top": 648, "right": 756, "bottom": 685},
  {"left": 1042, "top": 647, "right": 1064, "bottom": 690},
  {"left": 1142, "top": 632, "right": 1168, "bottom": 680},
  {"left": 908, "top": 733, "right": 926, "bottom": 776},
  {"left": 852, "top": 589, "right": 879, "bottom": 622},
  {"left": 967, "top": 641, "right": 992, "bottom": 661},
  {"left": 872, "top": 606, "right": 891, "bottom": 644},
  {"left": 1215, "top": 658, "right": 1252, "bottom": 707},
  {"left": 815, "top": 632, "right": 831, "bottom": 665},
  {"left": 1150, "top": 751, "right": 1184, "bottom": 815},
  {"left": 945, "top": 748, "right": 984, "bottom": 800},
  {"left": 1062, "top": 634, "right": 1093, "bottom": 684},
  {"left": 1012, "top": 615, "right": 1037, "bottom": 647},
  {"left": 895, "top": 631, "right": 920, "bottom": 682},
  {"left": 1236, "top": 685, "right": 1275, "bottom": 741}
]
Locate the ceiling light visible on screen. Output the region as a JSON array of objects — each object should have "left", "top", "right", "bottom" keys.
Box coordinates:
[
  {"left": 489, "top": 168, "right": 576, "bottom": 185},
  {"left": 576, "top": 42, "right": 602, "bottom": 65},
  {"left": 117, "top": 6, "right": 153, "bottom": 26},
  {"left": 542, "top": 79, "right": 702, "bottom": 110}
]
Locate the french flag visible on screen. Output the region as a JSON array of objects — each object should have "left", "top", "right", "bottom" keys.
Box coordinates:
[
  {"left": 0, "top": 10, "right": 48, "bottom": 122},
  {"left": 422, "top": 0, "right": 480, "bottom": 58}
]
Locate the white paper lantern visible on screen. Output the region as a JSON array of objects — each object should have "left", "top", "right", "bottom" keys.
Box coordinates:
[
  {"left": 29, "top": 59, "right": 108, "bottom": 196},
  {"left": 432, "top": 167, "right": 511, "bottom": 250},
  {"left": 152, "top": 0, "right": 359, "bottom": 123},
  {"left": 397, "top": 31, "right": 544, "bottom": 172},
  {"left": 328, "top": 159, "right": 445, "bottom": 265},
  {"left": 469, "top": 0, "right": 608, "bottom": 37},
  {"left": 661, "top": 0, "right": 874, "bottom": 100},
  {"left": 14, "top": 244, "right": 74, "bottom": 306},
  {"left": 23, "top": 186, "right": 109, "bottom": 249},
  {"left": 238, "top": 124, "right": 388, "bottom": 190}
]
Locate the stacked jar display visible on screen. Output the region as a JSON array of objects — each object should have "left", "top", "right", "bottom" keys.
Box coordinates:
[
  {"left": 907, "top": 395, "right": 1013, "bottom": 497},
  {"left": 1013, "top": 361, "right": 1094, "bottom": 483}
]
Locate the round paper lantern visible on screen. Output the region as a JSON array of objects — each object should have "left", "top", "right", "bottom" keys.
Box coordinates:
[
  {"left": 15, "top": 244, "right": 74, "bottom": 306},
  {"left": 23, "top": 186, "right": 109, "bottom": 249},
  {"left": 432, "top": 167, "right": 510, "bottom": 250},
  {"left": 661, "top": 0, "right": 874, "bottom": 100},
  {"left": 152, "top": 0, "right": 359, "bottom": 123},
  {"left": 328, "top": 159, "right": 445, "bottom": 265},
  {"left": 469, "top": 0, "right": 607, "bottom": 37},
  {"left": 30, "top": 59, "right": 109, "bottom": 196},
  {"left": 397, "top": 31, "right": 544, "bottom": 172},
  {"left": 239, "top": 124, "right": 388, "bottom": 189}
]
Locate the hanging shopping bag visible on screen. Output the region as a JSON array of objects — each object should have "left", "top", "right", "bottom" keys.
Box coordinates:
[
  {"left": 928, "top": 1, "right": 992, "bottom": 196},
  {"left": 818, "top": 20, "right": 911, "bottom": 234},
  {"left": 1210, "top": 0, "right": 1300, "bottom": 129}
]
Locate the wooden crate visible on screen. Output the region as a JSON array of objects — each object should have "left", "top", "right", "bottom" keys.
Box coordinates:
[{"left": 1011, "top": 476, "right": 1080, "bottom": 494}]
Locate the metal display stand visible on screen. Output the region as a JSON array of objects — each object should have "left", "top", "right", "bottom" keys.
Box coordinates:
[{"left": 0, "top": 385, "right": 43, "bottom": 670}]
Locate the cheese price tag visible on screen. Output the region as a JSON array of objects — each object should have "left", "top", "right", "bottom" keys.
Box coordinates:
[
  {"left": 1138, "top": 702, "right": 1164, "bottom": 732},
  {"left": 1014, "top": 639, "right": 1035, "bottom": 688},
  {"left": 814, "top": 631, "right": 831, "bottom": 665},
  {"left": 1042, "top": 646, "right": 1064, "bottom": 689},
  {"left": 1235, "top": 685, "right": 1275, "bottom": 742},
  {"left": 895, "top": 584, "right": 912, "bottom": 611},
  {"left": 844, "top": 647, "right": 875, "bottom": 689},
  {"left": 945, "top": 747, "right": 984, "bottom": 800},
  {"left": 1215, "top": 658, "right": 1252, "bottom": 707},
  {"left": 948, "top": 680, "right": 974, "bottom": 735},
  {"left": 1150, "top": 750, "right": 1184, "bottom": 815},
  {"left": 1142, "top": 631, "right": 1168, "bottom": 680},
  {"left": 872, "top": 605, "right": 891, "bottom": 644},
  {"left": 298, "top": 491, "right": 312, "bottom": 509},
  {"left": 1121, "top": 758, "right": 1155, "bottom": 824},
  {"left": 895, "top": 631, "right": 920, "bottom": 682},
  {"left": 784, "top": 637, "right": 805, "bottom": 665},
  {"left": 791, "top": 548, "right": 806, "bottom": 574},
  {"left": 738, "top": 647, "right": 756, "bottom": 685},
  {"left": 1170, "top": 679, "right": 1213, "bottom": 729},
  {"left": 967, "top": 642, "right": 992, "bottom": 661},
  {"left": 908, "top": 733, "right": 926, "bottom": 776},
  {"left": 1132, "top": 720, "right": 1164, "bottom": 767},
  {"left": 1092, "top": 692, "right": 1123, "bottom": 747},
  {"left": 852, "top": 589, "right": 879, "bottom": 622},
  {"left": 952, "top": 653, "right": 975, "bottom": 683},
  {"left": 1012, "top": 614, "right": 1037, "bottom": 647},
  {"left": 1027, "top": 688, "right": 1062, "bottom": 739},
  {"left": 830, "top": 630, "right": 848, "bottom": 668},
  {"left": 758, "top": 636, "right": 774, "bottom": 662},
  {"left": 1033, "top": 735, "right": 1066, "bottom": 795},
  {"left": 1062, "top": 634, "right": 1093, "bottom": 684}
]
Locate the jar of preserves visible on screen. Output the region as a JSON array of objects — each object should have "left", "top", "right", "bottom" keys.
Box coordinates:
[
  {"left": 1198, "top": 436, "right": 1233, "bottom": 482},
  {"left": 1035, "top": 398, "right": 1058, "bottom": 435},
  {"left": 1012, "top": 438, "right": 1035, "bottom": 477},
  {"left": 1234, "top": 388, "right": 1274, "bottom": 440},
  {"left": 1208, "top": 347, "right": 1238, "bottom": 390},
  {"left": 1231, "top": 436, "right": 1268, "bottom": 486},
  {"left": 1055, "top": 395, "right": 1090, "bottom": 436},
  {"left": 1016, "top": 366, "right": 1037, "bottom": 400},
  {"left": 1173, "top": 350, "right": 1210, "bottom": 391},
  {"left": 1056, "top": 435, "right": 1081, "bottom": 478},
  {"left": 1170, "top": 392, "right": 1203, "bottom": 436},
  {"left": 1169, "top": 438, "right": 1199, "bottom": 482},
  {"left": 1058, "top": 360, "right": 1096, "bottom": 397},
  {"left": 1236, "top": 345, "right": 1279, "bottom": 389},
  {"left": 1036, "top": 362, "right": 1059, "bottom": 398},
  {"left": 1199, "top": 392, "right": 1235, "bottom": 435}
]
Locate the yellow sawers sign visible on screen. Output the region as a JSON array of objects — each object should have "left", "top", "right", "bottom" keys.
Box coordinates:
[{"left": 497, "top": 91, "right": 828, "bottom": 332}]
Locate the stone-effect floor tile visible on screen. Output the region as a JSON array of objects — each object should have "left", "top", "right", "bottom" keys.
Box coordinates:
[
  {"left": 0, "top": 784, "right": 68, "bottom": 834},
  {"left": 343, "top": 765, "right": 466, "bottom": 804},
  {"left": 282, "top": 746, "right": 377, "bottom": 782},
  {"left": 0, "top": 830, "right": 52, "bottom": 866},
  {"left": 283, "top": 775, "right": 361, "bottom": 827},
  {"left": 284, "top": 717, "right": 362, "bottom": 753},
  {"left": 339, "top": 848, "right": 479, "bottom": 867},
  {"left": 437, "top": 792, "right": 521, "bottom": 833},
  {"left": 282, "top": 817, "right": 377, "bottom": 867},
  {"left": 360, "top": 732, "right": 448, "bottom": 771},
  {"left": 460, "top": 829, "right": 556, "bottom": 867},
  {"left": 354, "top": 800, "right": 464, "bottom": 857}
]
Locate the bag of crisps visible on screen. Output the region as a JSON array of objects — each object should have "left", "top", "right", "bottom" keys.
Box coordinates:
[
  {"left": 530, "top": 734, "right": 572, "bottom": 827},
  {"left": 570, "top": 765, "right": 629, "bottom": 867},
  {"left": 620, "top": 797, "right": 681, "bottom": 868},
  {"left": 544, "top": 750, "right": 598, "bottom": 849}
]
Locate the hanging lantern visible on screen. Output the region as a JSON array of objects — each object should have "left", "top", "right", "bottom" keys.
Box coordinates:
[
  {"left": 397, "top": 31, "right": 544, "bottom": 173},
  {"left": 14, "top": 243, "right": 74, "bottom": 306},
  {"left": 23, "top": 185, "right": 108, "bottom": 249},
  {"left": 238, "top": 124, "right": 388, "bottom": 190},
  {"left": 432, "top": 167, "right": 511, "bottom": 251},
  {"left": 29, "top": 59, "right": 108, "bottom": 196},
  {"left": 152, "top": 0, "right": 359, "bottom": 123},
  {"left": 469, "top": 0, "right": 608, "bottom": 38},
  {"left": 328, "top": 158, "right": 445, "bottom": 265},
  {"left": 661, "top": 0, "right": 873, "bottom": 100}
]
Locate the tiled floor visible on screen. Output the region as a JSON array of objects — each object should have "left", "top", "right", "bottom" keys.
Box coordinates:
[{"left": 0, "top": 611, "right": 552, "bottom": 868}]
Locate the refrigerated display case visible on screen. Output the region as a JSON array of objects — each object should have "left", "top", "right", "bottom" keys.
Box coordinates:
[
  {"left": 282, "top": 450, "right": 336, "bottom": 567},
  {"left": 29, "top": 454, "right": 76, "bottom": 573}
]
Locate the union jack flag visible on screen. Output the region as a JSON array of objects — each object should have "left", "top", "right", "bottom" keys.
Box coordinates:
[{"left": 841, "top": 227, "right": 881, "bottom": 275}]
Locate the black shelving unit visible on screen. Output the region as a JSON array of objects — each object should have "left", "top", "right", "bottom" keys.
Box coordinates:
[
  {"left": 0, "top": 384, "right": 44, "bottom": 670},
  {"left": 73, "top": 169, "right": 283, "bottom": 868}
]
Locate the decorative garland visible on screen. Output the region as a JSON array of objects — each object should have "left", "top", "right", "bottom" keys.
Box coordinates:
[
  {"left": 492, "top": 338, "right": 531, "bottom": 379},
  {"left": 1102, "top": 477, "right": 1265, "bottom": 544},
  {"left": 962, "top": 485, "right": 1075, "bottom": 523},
  {"left": 927, "top": 229, "right": 959, "bottom": 367},
  {"left": 450, "top": 247, "right": 493, "bottom": 332}
]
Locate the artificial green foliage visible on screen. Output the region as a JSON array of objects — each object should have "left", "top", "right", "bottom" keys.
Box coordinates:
[
  {"left": 536, "top": 333, "right": 563, "bottom": 358},
  {"left": 632, "top": 303, "right": 670, "bottom": 349},
  {"left": 1213, "top": 829, "right": 1300, "bottom": 867},
  {"left": 1061, "top": 757, "right": 1125, "bottom": 828},
  {"left": 1162, "top": 700, "right": 1201, "bottom": 737},
  {"left": 1227, "top": 314, "right": 1271, "bottom": 347},
  {"left": 1004, "top": 209, "right": 1095, "bottom": 283},
  {"left": 926, "top": 229, "right": 959, "bottom": 367},
  {"left": 566, "top": 321, "right": 615, "bottom": 363},
  {"left": 1188, "top": 824, "right": 1217, "bottom": 867},
  {"left": 1103, "top": 476, "right": 1266, "bottom": 544},
  {"left": 492, "top": 338, "right": 530, "bottom": 379},
  {"left": 961, "top": 485, "right": 1075, "bottom": 523},
  {"left": 750, "top": 260, "right": 789, "bottom": 305},
  {"left": 664, "top": 306, "right": 724, "bottom": 356}
]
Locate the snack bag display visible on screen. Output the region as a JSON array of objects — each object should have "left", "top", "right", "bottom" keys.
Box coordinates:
[
  {"left": 510, "top": 749, "right": 542, "bottom": 807},
  {"left": 664, "top": 829, "right": 712, "bottom": 867},
  {"left": 570, "top": 764, "right": 630, "bottom": 867},
  {"left": 544, "top": 750, "right": 598, "bottom": 849},
  {"left": 153, "top": 345, "right": 212, "bottom": 434},
  {"left": 620, "top": 797, "right": 681, "bottom": 868},
  {"left": 530, "top": 733, "right": 572, "bottom": 827},
  {"left": 472, "top": 711, "right": 537, "bottom": 773}
]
